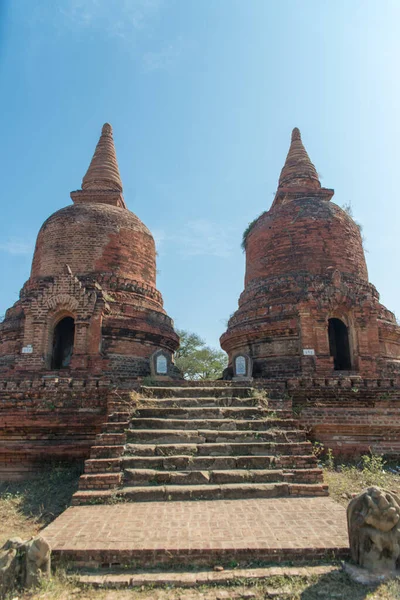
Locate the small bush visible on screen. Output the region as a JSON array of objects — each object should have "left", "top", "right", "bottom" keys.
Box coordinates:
[
  {"left": 241, "top": 212, "right": 267, "bottom": 251},
  {"left": 250, "top": 388, "right": 269, "bottom": 407},
  {"left": 324, "top": 450, "right": 398, "bottom": 505}
]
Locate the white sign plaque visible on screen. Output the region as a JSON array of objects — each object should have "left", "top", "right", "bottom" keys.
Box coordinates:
[
  {"left": 22, "top": 345, "right": 33, "bottom": 354},
  {"left": 156, "top": 354, "right": 168, "bottom": 374},
  {"left": 303, "top": 349, "right": 315, "bottom": 356},
  {"left": 235, "top": 355, "right": 246, "bottom": 376}
]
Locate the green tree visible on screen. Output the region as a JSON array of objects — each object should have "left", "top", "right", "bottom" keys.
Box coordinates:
[{"left": 175, "top": 329, "right": 228, "bottom": 380}]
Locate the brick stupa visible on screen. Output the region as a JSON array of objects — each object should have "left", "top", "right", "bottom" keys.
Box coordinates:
[
  {"left": 221, "top": 128, "right": 400, "bottom": 379},
  {"left": 0, "top": 123, "right": 180, "bottom": 378}
]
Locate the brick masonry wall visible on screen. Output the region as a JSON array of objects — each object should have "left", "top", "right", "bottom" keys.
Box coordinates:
[
  {"left": 0, "top": 305, "right": 25, "bottom": 369},
  {"left": 0, "top": 376, "right": 111, "bottom": 480},
  {"left": 2, "top": 375, "right": 400, "bottom": 480},
  {"left": 287, "top": 377, "right": 400, "bottom": 458}
]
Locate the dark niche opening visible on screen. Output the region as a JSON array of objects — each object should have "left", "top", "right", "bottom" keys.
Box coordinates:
[
  {"left": 51, "top": 317, "right": 75, "bottom": 369},
  {"left": 328, "top": 318, "right": 351, "bottom": 370}
]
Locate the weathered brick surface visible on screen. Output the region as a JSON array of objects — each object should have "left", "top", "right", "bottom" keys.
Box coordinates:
[
  {"left": 3, "top": 374, "right": 396, "bottom": 481},
  {"left": 42, "top": 497, "right": 349, "bottom": 568},
  {"left": 245, "top": 199, "right": 368, "bottom": 283},
  {"left": 31, "top": 203, "right": 156, "bottom": 283},
  {"left": 288, "top": 378, "right": 400, "bottom": 457},
  {"left": 0, "top": 376, "right": 111, "bottom": 479},
  {"left": 245, "top": 375, "right": 400, "bottom": 458},
  {"left": 221, "top": 129, "right": 400, "bottom": 379},
  {"left": 0, "top": 123, "right": 179, "bottom": 378}
]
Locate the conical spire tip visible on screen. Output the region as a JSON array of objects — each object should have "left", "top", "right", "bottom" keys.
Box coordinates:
[
  {"left": 102, "top": 123, "right": 113, "bottom": 135},
  {"left": 291, "top": 127, "right": 301, "bottom": 142},
  {"left": 277, "top": 127, "right": 320, "bottom": 191},
  {"left": 81, "top": 122, "right": 123, "bottom": 193}
]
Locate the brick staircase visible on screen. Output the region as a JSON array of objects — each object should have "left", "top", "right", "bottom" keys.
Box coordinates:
[{"left": 72, "top": 385, "right": 327, "bottom": 504}]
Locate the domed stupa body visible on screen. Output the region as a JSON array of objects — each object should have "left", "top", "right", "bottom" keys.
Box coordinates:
[
  {"left": 221, "top": 129, "right": 400, "bottom": 379},
  {"left": 0, "top": 124, "right": 179, "bottom": 379}
]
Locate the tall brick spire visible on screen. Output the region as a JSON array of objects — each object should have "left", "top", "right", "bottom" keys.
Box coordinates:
[
  {"left": 71, "top": 123, "right": 126, "bottom": 208},
  {"left": 278, "top": 128, "right": 320, "bottom": 190},
  {"left": 82, "top": 123, "right": 123, "bottom": 192}
]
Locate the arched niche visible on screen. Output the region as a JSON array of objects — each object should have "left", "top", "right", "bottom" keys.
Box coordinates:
[
  {"left": 156, "top": 354, "right": 168, "bottom": 375},
  {"left": 328, "top": 318, "right": 351, "bottom": 370},
  {"left": 150, "top": 349, "right": 171, "bottom": 379},
  {"left": 51, "top": 316, "right": 75, "bottom": 369},
  {"left": 232, "top": 353, "right": 252, "bottom": 379}
]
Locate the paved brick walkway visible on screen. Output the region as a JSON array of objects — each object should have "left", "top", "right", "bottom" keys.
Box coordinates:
[{"left": 43, "top": 497, "right": 348, "bottom": 567}]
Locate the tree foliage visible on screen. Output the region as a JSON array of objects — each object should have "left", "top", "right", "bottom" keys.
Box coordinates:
[{"left": 175, "top": 329, "right": 228, "bottom": 380}]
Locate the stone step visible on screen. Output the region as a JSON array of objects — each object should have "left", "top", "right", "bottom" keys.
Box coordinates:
[
  {"left": 130, "top": 418, "right": 299, "bottom": 431},
  {"left": 125, "top": 429, "right": 306, "bottom": 445},
  {"left": 90, "top": 445, "right": 125, "bottom": 459},
  {"left": 96, "top": 433, "right": 126, "bottom": 444},
  {"left": 108, "top": 412, "right": 130, "bottom": 422},
  {"left": 79, "top": 473, "right": 122, "bottom": 490},
  {"left": 133, "top": 397, "right": 262, "bottom": 408},
  {"left": 142, "top": 386, "right": 254, "bottom": 398},
  {"left": 123, "top": 467, "right": 323, "bottom": 486},
  {"left": 56, "top": 543, "right": 346, "bottom": 570},
  {"left": 77, "top": 382, "right": 328, "bottom": 507},
  {"left": 124, "top": 441, "right": 312, "bottom": 457},
  {"left": 103, "top": 422, "right": 130, "bottom": 433},
  {"left": 135, "top": 407, "right": 284, "bottom": 420},
  {"left": 121, "top": 454, "right": 318, "bottom": 471},
  {"left": 68, "top": 564, "right": 340, "bottom": 588},
  {"left": 72, "top": 482, "right": 328, "bottom": 505},
  {"left": 85, "top": 458, "right": 121, "bottom": 473}
]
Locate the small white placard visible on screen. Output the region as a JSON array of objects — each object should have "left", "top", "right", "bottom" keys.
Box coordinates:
[
  {"left": 235, "top": 355, "right": 246, "bottom": 376},
  {"left": 303, "top": 349, "right": 315, "bottom": 356},
  {"left": 22, "top": 345, "right": 33, "bottom": 354},
  {"left": 156, "top": 354, "right": 168, "bottom": 374}
]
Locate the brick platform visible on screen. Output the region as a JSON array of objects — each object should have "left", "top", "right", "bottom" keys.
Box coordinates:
[{"left": 42, "top": 497, "right": 349, "bottom": 568}]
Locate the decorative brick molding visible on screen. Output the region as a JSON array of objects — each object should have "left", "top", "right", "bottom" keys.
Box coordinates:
[{"left": 12, "top": 271, "right": 107, "bottom": 373}]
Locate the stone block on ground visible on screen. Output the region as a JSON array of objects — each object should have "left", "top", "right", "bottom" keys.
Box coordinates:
[
  {"left": 0, "top": 535, "right": 51, "bottom": 596},
  {"left": 347, "top": 486, "right": 400, "bottom": 573}
]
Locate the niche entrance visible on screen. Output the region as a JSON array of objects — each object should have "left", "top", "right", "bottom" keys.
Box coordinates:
[
  {"left": 51, "top": 317, "right": 75, "bottom": 369},
  {"left": 328, "top": 318, "right": 351, "bottom": 370}
]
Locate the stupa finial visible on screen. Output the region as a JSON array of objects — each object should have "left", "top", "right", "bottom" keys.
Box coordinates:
[
  {"left": 291, "top": 127, "right": 301, "bottom": 142},
  {"left": 278, "top": 127, "right": 320, "bottom": 190},
  {"left": 82, "top": 123, "right": 123, "bottom": 192}
]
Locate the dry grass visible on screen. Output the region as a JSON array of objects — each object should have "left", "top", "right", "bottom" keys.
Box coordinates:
[
  {"left": 0, "top": 464, "right": 81, "bottom": 546},
  {"left": 249, "top": 388, "right": 269, "bottom": 408},
  {"left": 323, "top": 457, "right": 400, "bottom": 507},
  {"left": 107, "top": 389, "right": 160, "bottom": 419},
  {"left": 10, "top": 570, "right": 400, "bottom": 599}
]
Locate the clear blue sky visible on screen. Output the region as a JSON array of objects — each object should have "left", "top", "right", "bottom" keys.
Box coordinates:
[{"left": 1, "top": 0, "right": 399, "bottom": 350}]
